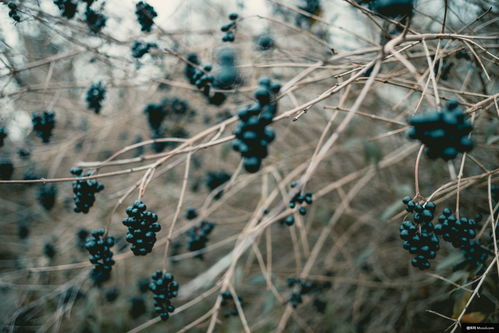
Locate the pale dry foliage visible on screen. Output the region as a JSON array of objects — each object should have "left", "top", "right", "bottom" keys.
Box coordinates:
[{"left": 0, "top": 0, "right": 498, "bottom": 332}]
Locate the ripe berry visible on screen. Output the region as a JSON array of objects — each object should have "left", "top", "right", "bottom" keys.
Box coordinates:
[
  {"left": 135, "top": 1, "right": 157, "bottom": 32},
  {"left": 70, "top": 168, "right": 104, "bottom": 214},
  {"left": 85, "top": 82, "right": 106, "bottom": 114}
]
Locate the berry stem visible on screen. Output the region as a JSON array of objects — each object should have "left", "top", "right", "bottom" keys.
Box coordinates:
[
  {"left": 163, "top": 152, "right": 192, "bottom": 272},
  {"left": 414, "top": 144, "right": 424, "bottom": 196}
]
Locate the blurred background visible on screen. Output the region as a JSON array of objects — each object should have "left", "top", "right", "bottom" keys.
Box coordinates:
[{"left": 0, "top": 0, "right": 497, "bottom": 332}]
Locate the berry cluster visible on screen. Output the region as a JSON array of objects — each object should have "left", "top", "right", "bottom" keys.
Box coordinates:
[
  {"left": 85, "top": 229, "right": 115, "bottom": 285},
  {"left": 32, "top": 111, "right": 56, "bottom": 143},
  {"left": 407, "top": 101, "right": 473, "bottom": 161},
  {"left": 221, "top": 13, "right": 238, "bottom": 42},
  {"left": 289, "top": 190, "right": 313, "bottom": 216},
  {"left": 70, "top": 167, "right": 105, "bottom": 214},
  {"left": 287, "top": 277, "right": 331, "bottom": 308},
  {"left": 0, "top": 157, "right": 14, "bottom": 180},
  {"left": 149, "top": 271, "right": 179, "bottom": 321},
  {"left": 434, "top": 209, "right": 479, "bottom": 248},
  {"left": 184, "top": 53, "right": 227, "bottom": 106},
  {"left": 205, "top": 170, "right": 231, "bottom": 199},
  {"left": 0, "top": 127, "right": 7, "bottom": 147},
  {"left": 122, "top": 200, "right": 160, "bottom": 256},
  {"left": 399, "top": 197, "right": 439, "bottom": 269},
  {"left": 364, "top": 0, "right": 414, "bottom": 18},
  {"left": 135, "top": 1, "right": 157, "bottom": 33},
  {"left": 186, "top": 220, "right": 216, "bottom": 260},
  {"left": 295, "top": 0, "right": 321, "bottom": 27},
  {"left": 131, "top": 40, "right": 158, "bottom": 59},
  {"left": 76, "top": 228, "right": 90, "bottom": 250},
  {"left": 6, "top": 2, "right": 20, "bottom": 22},
  {"left": 129, "top": 296, "right": 147, "bottom": 318},
  {"left": 85, "top": 7, "right": 107, "bottom": 33},
  {"left": 256, "top": 33, "right": 274, "bottom": 51},
  {"left": 37, "top": 184, "right": 57, "bottom": 211},
  {"left": 434, "top": 209, "right": 489, "bottom": 270},
  {"left": 185, "top": 207, "right": 198, "bottom": 220},
  {"left": 221, "top": 291, "right": 243, "bottom": 317},
  {"left": 44, "top": 242, "right": 57, "bottom": 259},
  {"left": 213, "top": 48, "right": 240, "bottom": 91},
  {"left": 53, "top": 0, "right": 78, "bottom": 19},
  {"left": 232, "top": 77, "right": 281, "bottom": 173},
  {"left": 143, "top": 97, "right": 193, "bottom": 132},
  {"left": 85, "top": 82, "right": 106, "bottom": 114},
  {"left": 17, "top": 147, "right": 30, "bottom": 159},
  {"left": 105, "top": 287, "right": 119, "bottom": 303}
]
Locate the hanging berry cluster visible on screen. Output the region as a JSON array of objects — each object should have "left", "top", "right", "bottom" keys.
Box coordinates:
[
  {"left": 399, "top": 197, "right": 439, "bottom": 270},
  {"left": 186, "top": 220, "right": 216, "bottom": 260},
  {"left": 32, "top": 111, "right": 56, "bottom": 143},
  {"left": 122, "top": 200, "right": 160, "bottom": 256},
  {"left": 44, "top": 242, "right": 57, "bottom": 259},
  {"left": 85, "top": 229, "right": 115, "bottom": 285},
  {"left": 407, "top": 101, "right": 473, "bottom": 161},
  {"left": 221, "top": 13, "right": 238, "bottom": 42},
  {"left": 205, "top": 170, "right": 231, "bottom": 199},
  {"left": 53, "top": 0, "right": 78, "bottom": 19},
  {"left": 256, "top": 34, "right": 274, "bottom": 51},
  {"left": 289, "top": 189, "right": 313, "bottom": 216},
  {"left": 85, "top": 82, "right": 106, "bottom": 114},
  {"left": 287, "top": 277, "right": 331, "bottom": 308},
  {"left": 213, "top": 48, "right": 240, "bottom": 91},
  {"left": 0, "top": 157, "right": 14, "bottom": 180},
  {"left": 52, "top": 0, "right": 106, "bottom": 32},
  {"left": 434, "top": 209, "right": 488, "bottom": 271},
  {"left": 361, "top": 0, "right": 414, "bottom": 18},
  {"left": 84, "top": 6, "right": 107, "bottom": 34},
  {"left": 70, "top": 167, "right": 105, "bottom": 214},
  {"left": 220, "top": 291, "right": 243, "bottom": 317},
  {"left": 131, "top": 41, "right": 158, "bottom": 59},
  {"left": 149, "top": 271, "right": 179, "bottom": 321},
  {"left": 6, "top": 2, "right": 20, "bottom": 22},
  {"left": 135, "top": 1, "right": 157, "bottom": 32},
  {"left": 184, "top": 53, "right": 227, "bottom": 106},
  {"left": 0, "top": 127, "right": 7, "bottom": 147},
  {"left": 232, "top": 77, "right": 281, "bottom": 173},
  {"left": 37, "top": 183, "right": 57, "bottom": 211}
]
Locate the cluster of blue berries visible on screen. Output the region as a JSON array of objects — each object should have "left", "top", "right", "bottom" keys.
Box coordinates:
[
  {"left": 434, "top": 209, "right": 488, "bottom": 271},
  {"left": 221, "top": 13, "right": 238, "bottom": 42},
  {"left": 0, "top": 157, "right": 14, "bottom": 180},
  {"left": 232, "top": 77, "right": 281, "bottom": 173},
  {"left": 85, "top": 82, "right": 106, "bottom": 114},
  {"left": 0, "top": 127, "right": 7, "bottom": 147},
  {"left": 122, "top": 200, "right": 160, "bottom": 256},
  {"left": 256, "top": 34, "right": 274, "bottom": 51},
  {"left": 37, "top": 183, "right": 57, "bottom": 211},
  {"left": 85, "top": 229, "right": 115, "bottom": 285},
  {"left": 6, "top": 2, "right": 20, "bottom": 22},
  {"left": 407, "top": 101, "right": 473, "bottom": 161},
  {"left": 70, "top": 167, "right": 105, "bottom": 214},
  {"left": 213, "top": 48, "right": 240, "bottom": 91},
  {"left": 135, "top": 1, "right": 157, "bottom": 33},
  {"left": 287, "top": 277, "right": 331, "bottom": 308},
  {"left": 361, "top": 0, "right": 414, "bottom": 18},
  {"left": 186, "top": 219, "right": 216, "bottom": 260},
  {"left": 289, "top": 188, "right": 313, "bottom": 216},
  {"left": 131, "top": 41, "right": 158, "bottom": 59},
  {"left": 205, "top": 170, "right": 231, "bottom": 200},
  {"left": 221, "top": 291, "right": 243, "bottom": 317},
  {"left": 84, "top": 6, "right": 107, "bottom": 34},
  {"left": 184, "top": 53, "right": 227, "bottom": 106},
  {"left": 32, "top": 111, "right": 56, "bottom": 143},
  {"left": 53, "top": 0, "right": 78, "bottom": 19},
  {"left": 149, "top": 270, "right": 179, "bottom": 321},
  {"left": 399, "top": 197, "right": 439, "bottom": 270}
]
